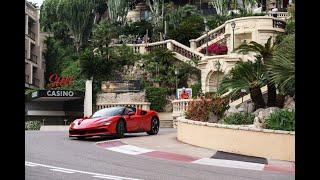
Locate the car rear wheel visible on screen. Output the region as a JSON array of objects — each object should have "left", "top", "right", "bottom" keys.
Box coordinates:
[
  {"left": 116, "top": 120, "right": 126, "bottom": 138},
  {"left": 147, "top": 117, "right": 159, "bottom": 135}
]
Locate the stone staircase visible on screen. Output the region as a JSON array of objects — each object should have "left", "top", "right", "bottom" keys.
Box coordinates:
[{"left": 158, "top": 112, "right": 173, "bottom": 128}]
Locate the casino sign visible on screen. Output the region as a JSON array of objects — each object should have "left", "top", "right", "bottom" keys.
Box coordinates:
[{"left": 31, "top": 90, "right": 84, "bottom": 101}]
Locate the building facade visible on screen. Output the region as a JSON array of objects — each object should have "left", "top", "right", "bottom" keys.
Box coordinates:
[{"left": 25, "top": 1, "right": 45, "bottom": 89}]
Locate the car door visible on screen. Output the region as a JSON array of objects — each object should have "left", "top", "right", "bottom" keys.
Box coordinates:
[
  {"left": 124, "top": 107, "right": 140, "bottom": 132},
  {"left": 138, "top": 110, "right": 150, "bottom": 131}
]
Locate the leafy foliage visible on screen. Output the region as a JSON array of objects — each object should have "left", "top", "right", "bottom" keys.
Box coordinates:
[
  {"left": 107, "top": 0, "right": 130, "bottom": 25},
  {"left": 219, "top": 58, "right": 266, "bottom": 108},
  {"left": 146, "top": 87, "right": 168, "bottom": 112},
  {"left": 25, "top": 121, "right": 41, "bottom": 130},
  {"left": 266, "top": 34, "right": 295, "bottom": 95},
  {"left": 190, "top": 83, "right": 202, "bottom": 98},
  {"left": 265, "top": 109, "right": 295, "bottom": 131},
  {"left": 212, "top": 96, "right": 230, "bottom": 119},
  {"left": 56, "top": 0, "right": 96, "bottom": 52},
  {"left": 222, "top": 112, "right": 254, "bottom": 125},
  {"left": 167, "top": 15, "right": 204, "bottom": 46},
  {"left": 185, "top": 98, "right": 214, "bottom": 122}
]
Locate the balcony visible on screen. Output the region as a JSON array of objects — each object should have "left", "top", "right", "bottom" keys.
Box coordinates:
[
  {"left": 30, "top": 54, "right": 38, "bottom": 64},
  {"left": 33, "top": 78, "right": 40, "bottom": 87},
  {"left": 28, "top": 31, "right": 35, "bottom": 41}
]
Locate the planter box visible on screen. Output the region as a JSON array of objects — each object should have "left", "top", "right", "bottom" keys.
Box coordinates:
[{"left": 177, "top": 118, "right": 294, "bottom": 162}]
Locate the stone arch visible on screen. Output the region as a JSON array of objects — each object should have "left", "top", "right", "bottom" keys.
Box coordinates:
[{"left": 206, "top": 70, "right": 225, "bottom": 92}]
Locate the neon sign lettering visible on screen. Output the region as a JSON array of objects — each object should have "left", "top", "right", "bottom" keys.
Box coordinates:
[{"left": 46, "top": 73, "right": 74, "bottom": 88}]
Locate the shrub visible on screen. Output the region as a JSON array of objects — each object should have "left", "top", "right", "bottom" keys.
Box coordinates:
[
  {"left": 145, "top": 87, "right": 168, "bottom": 112},
  {"left": 212, "top": 96, "right": 230, "bottom": 119},
  {"left": 25, "top": 121, "right": 41, "bottom": 130},
  {"left": 185, "top": 98, "right": 213, "bottom": 122},
  {"left": 265, "top": 109, "right": 295, "bottom": 131},
  {"left": 223, "top": 112, "right": 254, "bottom": 125},
  {"left": 201, "top": 43, "right": 228, "bottom": 55},
  {"left": 190, "top": 83, "right": 201, "bottom": 98},
  {"left": 185, "top": 95, "right": 229, "bottom": 121}
]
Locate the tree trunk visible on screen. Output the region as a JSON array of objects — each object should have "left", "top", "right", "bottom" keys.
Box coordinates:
[
  {"left": 267, "top": 82, "right": 277, "bottom": 107},
  {"left": 276, "top": 94, "right": 285, "bottom": 108},
  {"left": 249, "top": 85, "right": 266, "bottom": 109}
]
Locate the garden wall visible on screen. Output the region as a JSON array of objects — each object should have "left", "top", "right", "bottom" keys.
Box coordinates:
[{"left": 177, "top": 118, "right": 295, "bottom": 162}]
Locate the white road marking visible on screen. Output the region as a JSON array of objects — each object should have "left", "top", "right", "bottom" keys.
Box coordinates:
[
  {"left": 50, "top": 168, "right": 75, "bottom": 174},
  {"left": 25, "top": 162, "right": 38, "bottom": 167},
  {"left": 93, "top": 175, "right": 123, "bottom": 180},
  {"left": 25, "top": 161, "right": 142, "bottom": 180},
  {"left": 192, "top": 158, "right": 265, "bottom": 171},
  {"left": 106, "top": 145, "right": 154, "bottom": 155}
]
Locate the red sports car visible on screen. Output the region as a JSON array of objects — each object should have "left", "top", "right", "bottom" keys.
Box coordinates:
[{"left": 69, "top": 106, "right": 159, "bottom": 139}]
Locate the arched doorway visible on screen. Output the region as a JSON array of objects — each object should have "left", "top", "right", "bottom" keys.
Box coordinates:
[{"left": 207, "top": 71, "right": 224, "bottom": 92}]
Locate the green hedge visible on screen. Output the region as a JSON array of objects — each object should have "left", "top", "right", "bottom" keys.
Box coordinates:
[
  {"left": 25, "top": 121, "right": 41, "bottom": 130},
  {"left": 222, "top": 112, "right": 254, "bottom": 125},
  {"left": 146, "top": 87, "right": 168, "bottom": 112},
  {"left": 265, "top": 109, "right": 295, "bottom": 131}
]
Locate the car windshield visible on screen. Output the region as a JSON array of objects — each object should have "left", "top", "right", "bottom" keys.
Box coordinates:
[{"left": 91, "top": 107, "right": 125, "bottom": 118}]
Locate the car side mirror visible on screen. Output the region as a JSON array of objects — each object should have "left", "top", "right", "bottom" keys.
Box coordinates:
[{"left": 128, "top": 112, "right": 135, "bottom": 116}]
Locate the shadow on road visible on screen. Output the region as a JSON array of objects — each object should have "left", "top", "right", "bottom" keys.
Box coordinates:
[{"left": 69, "top": 133, "right": 149, "bottom": 142}]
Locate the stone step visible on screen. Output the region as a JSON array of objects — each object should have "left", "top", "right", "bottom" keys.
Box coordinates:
[{"left": 160, "top": 120, "right": 173, "bottom": 128}]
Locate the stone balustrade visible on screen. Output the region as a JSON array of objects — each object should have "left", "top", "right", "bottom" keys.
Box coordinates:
[
  {"left": 96, "top": 102, "right": 151, "bottom": 111},
  {"left": 266, "top": 11, "right": 290, "bottom": 20}
]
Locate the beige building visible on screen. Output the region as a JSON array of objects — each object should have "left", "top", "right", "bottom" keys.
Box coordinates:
[{"left": 25, "top": 1, "right": 45, "bottom": 89}]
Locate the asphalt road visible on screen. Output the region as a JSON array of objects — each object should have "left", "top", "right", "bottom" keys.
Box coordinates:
[{"left": 25, "top": 129, "right": 294, "bottom": 180}]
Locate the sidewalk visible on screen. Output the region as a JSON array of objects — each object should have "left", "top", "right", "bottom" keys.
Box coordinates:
[{"left": 40, "top": 125, "right": 69, "bottom": 131}]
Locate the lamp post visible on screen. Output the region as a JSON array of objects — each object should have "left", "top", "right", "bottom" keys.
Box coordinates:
[
  {"left": 175, "top": 68, "right": 179, "bottom": 98},
  {"left": 231, "top": 21, "right": 236, "bottom": 51},
  {"left": 241, "top": 89, "right": 247, "bottom": 114},
  {"left": 215, "top": 60, "right": 221, "bottom": 92},
  {"left": 204, "top": 17, "right": 209, "bottom": 56}
]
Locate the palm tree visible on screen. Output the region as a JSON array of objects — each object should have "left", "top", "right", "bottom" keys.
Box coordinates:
[
  {"left": 266, "top": 34, "right": 295, "bottom": 96},
  {"left": 219, "top": 58, "right": 266, "bottom": 109},
  {"left": 235, "top": 36, "right": 277, "bottom": 107}
]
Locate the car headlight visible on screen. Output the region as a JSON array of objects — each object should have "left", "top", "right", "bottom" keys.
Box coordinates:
[{"left": 99, "top": 121, "right": 112, "bottom": 126}]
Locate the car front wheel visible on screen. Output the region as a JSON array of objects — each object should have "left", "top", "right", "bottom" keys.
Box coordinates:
[
  {"left": 147, "top": 117, "right": 159, "bottom": 135},
  {"left": 116, "top": 120, "right": 126, "bottom": 138}
]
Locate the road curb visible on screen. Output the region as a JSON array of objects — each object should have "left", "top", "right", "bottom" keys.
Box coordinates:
[{"left": 96, "top": 140, "right": 294, "bottom": 173}]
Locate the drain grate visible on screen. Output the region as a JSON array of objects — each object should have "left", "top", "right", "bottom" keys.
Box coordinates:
[{"left": 211, "top": 151, "right": 268, "bottom": 164}]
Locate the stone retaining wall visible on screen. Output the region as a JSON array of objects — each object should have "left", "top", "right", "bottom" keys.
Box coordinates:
[{"left": 177, "top": 118, "right": 295, "bottom": 161}]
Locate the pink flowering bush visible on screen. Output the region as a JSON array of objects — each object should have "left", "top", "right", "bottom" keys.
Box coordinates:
[{"left": 201, "top": 43, "right": 228, "bottom": 55}]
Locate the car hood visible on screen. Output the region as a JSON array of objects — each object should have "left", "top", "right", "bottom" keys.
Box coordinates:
[{"left": 71, "top": 117, "right": 113, "bottom": 129}]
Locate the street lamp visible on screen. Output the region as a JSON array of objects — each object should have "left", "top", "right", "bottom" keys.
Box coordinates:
[
  {"left": 215, "top": 60, "right": 221, "bottom": 92},
  {"left": 204, "top": 17, "right": 209, "bottom": 56},
  {"left": 241, "top": 89, "right": 247, "bottom": 114},
  {"left": 175, "top": 68, "right": 179, "bottom": 98},
  {"left": 231, "top": 21, "right": 236, "bottom": 51}
]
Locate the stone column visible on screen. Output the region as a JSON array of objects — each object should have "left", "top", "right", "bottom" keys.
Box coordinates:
[
  {"left": 30, "top": 65, "right": 33, "bottom": 83},
  {"left": 25, "top": 15, "right": 28, "bottom": 35},
  {"left": 166, "top": 41, "right": 173, "bottom": 51},
  {"left": 84, "top": 79, "right": 93, "bottom": 117},
  {"left": 189, "top": 39, "right": 197, "bottom": 50}
]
